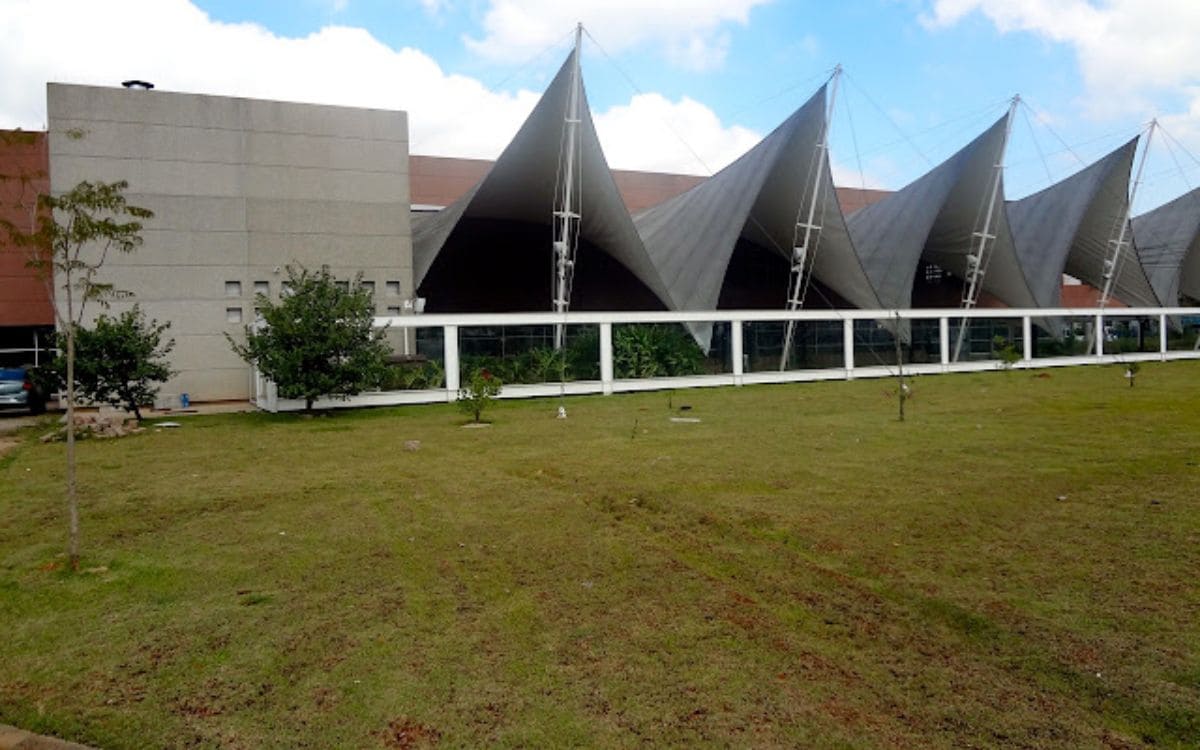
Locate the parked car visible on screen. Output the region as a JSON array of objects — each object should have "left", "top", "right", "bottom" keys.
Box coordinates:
[{"left": 0, "top": 367, "right": 47, "bottom": 414}]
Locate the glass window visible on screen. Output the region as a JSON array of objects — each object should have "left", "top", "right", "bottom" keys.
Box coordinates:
[
  {"left": 360, "top": 280, "right": 375, "bottom": 296},
  {"left": 225, "top": 281, "right": 242, "bottom": 298},
  {"left": 386, "top": 306, "right": 402, "bottom": 316},
  {"left": 226, "top": 307, "right": 243, "bottom": 323},
  {"left": 253, "top": 281, "right": 269, "bottom": 296},
  {"left": 385, "top": 280, "right": 401, "bottom": 296}
]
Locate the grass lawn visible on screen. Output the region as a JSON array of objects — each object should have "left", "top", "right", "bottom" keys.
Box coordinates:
[{"left": 1, "top": 362, "right": 1199, "bottom": 748}]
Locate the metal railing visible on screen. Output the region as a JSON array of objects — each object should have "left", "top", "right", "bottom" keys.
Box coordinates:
[{"left": 250, "top": 307, "right": 1200, "bottom": 412}]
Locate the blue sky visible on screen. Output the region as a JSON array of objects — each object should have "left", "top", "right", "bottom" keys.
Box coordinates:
[{"left": 2, "top": 0, "right": 1197, "bottom": 211}]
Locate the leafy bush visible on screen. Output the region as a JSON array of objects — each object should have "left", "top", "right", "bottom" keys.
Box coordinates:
[
  {"left": 452, "top": 324, "right": 702, "bottom": 385},
  {"left": 380, "top": 359, "right": 444, "bottom": 391},
  {"left": 613, "top": 324, "right": 703, "bottom": 379},
  {"left": 458, "top": 368, "right": 502, "bottom": 423},
  {"left": 44, "top": 305, "right": 175, "bottom": 421},
  {"left": 228, "top": 265, "right": 391, "bottom": 412},
  {"left": 992, "top": 335, "right": 1021, "bottom": 370}
]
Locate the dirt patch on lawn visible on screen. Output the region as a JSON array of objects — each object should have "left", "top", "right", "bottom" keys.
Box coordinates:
[{"left": 379, "top": 717, "right": 441, "bottom": 748}]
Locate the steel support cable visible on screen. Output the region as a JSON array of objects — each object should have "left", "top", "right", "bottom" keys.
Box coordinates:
[
  {"left": 844, "top": 68, "right": 932, "bottom": 166},
  {"left": 1020, "top": 100, "right": 1056, "bottom": 185},
  {"left": 434, "top": 28, "right": 578, "bottom": 144},
  {"left": 725, "top": 69, "right": 832, "bottom": 122},
  {"left": 583, "top": 28, "right": 716, "bottom": 177},
  {"left": 850, "top": 98, "right": 1011, "bottom": 161},
  {"left": 838, "top": 81, "right": 869, "bottom": 194},
  {"left": 1157, "top": 122, "right": 1200, "bottom": 171},
  {"left": 1143, "top": 124, "right": 1195, "bottom": 192},
  {"left": 1002, "top": 124, "right": 1144, "bottom": 174}
]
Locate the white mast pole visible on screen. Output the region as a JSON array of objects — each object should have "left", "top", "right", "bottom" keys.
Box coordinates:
[
  {"left": 780, "top": 65, "right": 841, "bottom": 371},
  {"left": 952, "top": 95, "right": 1019, "bottom": 362},
  {"left": 553, "top": 22, "right": 584, "bottom": 350},
  {"left": 1099, "top": 119, "right": 1155, "bottom": 309}
]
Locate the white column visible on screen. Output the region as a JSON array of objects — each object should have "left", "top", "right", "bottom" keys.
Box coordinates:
[
  {"left": 444, "top": 325, "right": 460, "bottom": 401},
  {"left": 599, "top": 322, "right": 613, "bottom": 395},
  {"left": 1022, "top": 316, "right": 1033, "bottom": 362},
  {"left": 843, "top": 318, "right": 855, "bottom": 378},
  {"left": 1095, "top": 313, "right": 1104, "bottom": 357},
  {"left": 731, "top": 320, "right": 744, "bottom": 386},
  {"left": 939, "top": 317, "right": 950, "bottom": 367},
  {"left": 1160, "top": 313, "right": 1168, "bottom": 359}
]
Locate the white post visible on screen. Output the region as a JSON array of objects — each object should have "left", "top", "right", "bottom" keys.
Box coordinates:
[
  {"left": 1094, "top": 314, "right": 1104, "bottom": 357},
  {"left": 843, "top": 318, "right": 854, "bottom": 378},
  {"left": 939, "top": 317, "right": 950, "bottom": 368},
  {"left": 781, "top": 65, "right": 843, "bottom": 369},
  {"left": 1100, "top": 121, "right": 1155, "bottom": 309},
  {"left": 1022, "top": 316, "right": 1033, "bottom": 362},
  {"left": 552, "top": 24, "right": 585, "bottom": 349},
  {"left": 444, "top": 324, "right": 460, "bottom": 401},
  {"left": 954, "top": 95, "right": 1020, "bottom": 362},
  {"left": 1159, "top": 313, "right": 1168, "bottom": 359},
  {"left": 732, "top": 320, "right": 744, "bottom": 386},
  {"left": 599, "top": 322, "right": 613, "bottom": 395}
]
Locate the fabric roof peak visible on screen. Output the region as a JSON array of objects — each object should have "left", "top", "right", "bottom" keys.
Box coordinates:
[{"left": 412, "top": 48, "right": 674, "bottom": 312}]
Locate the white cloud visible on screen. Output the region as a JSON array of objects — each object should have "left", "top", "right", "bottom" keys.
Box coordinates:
[
  {"left": 594, "top": 93, "right": 761, "bottom": 174},
  {"left": 463, "top": 0, "right": 771, "bottom": 71},
  {"left": 0, "top": 0, "right": 762, "bottom": 175},
  {"left": 922, "top": 0, "right": 1200, "bottom": 120}
]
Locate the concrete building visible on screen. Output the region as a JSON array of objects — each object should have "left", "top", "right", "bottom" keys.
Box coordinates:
[{"left": 46, "top": 84, "right": 413, "bottom": 400}]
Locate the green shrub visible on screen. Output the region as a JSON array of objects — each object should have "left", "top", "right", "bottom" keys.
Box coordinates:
[
  {"left": 992, "top": 335, "right": 1021, "bottom": 370},
  {"left": 380, "top": 359, "right": 444, "bottom": 391},
  {"left": 613, "top": 324, "right": 703, "bottom": 379},
  {"left": 458, "top": 368, "right": 502, "bottom": 423}
]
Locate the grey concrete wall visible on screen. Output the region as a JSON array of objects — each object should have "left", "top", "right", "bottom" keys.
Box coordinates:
[{"left": 47, "top": 83, "right": 413, "bottom": 401}]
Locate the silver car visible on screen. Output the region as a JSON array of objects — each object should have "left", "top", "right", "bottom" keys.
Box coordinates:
[{"left": 0, "top": 367, "right": 47, "bottom": 414}]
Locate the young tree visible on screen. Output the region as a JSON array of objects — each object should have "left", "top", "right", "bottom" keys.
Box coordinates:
[
  {"left": 228, "top": 265, "right": 391, "bottom": 412},
  {"left": 1, "top": 178, "right": 152, "bottom": 570},
  {"left": 458, "top": 368, "right": 502, "bottom": 423},
  {"left": 46, "top": 305, "right": 175, "bottom": 421}
]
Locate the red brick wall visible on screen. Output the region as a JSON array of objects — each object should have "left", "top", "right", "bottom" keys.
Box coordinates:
[
  {"left": 409, "top": 154, "right": 891, "bottom": 214},
  {"left": 0, "top": 130, "right": 53, "bottom": 326}
]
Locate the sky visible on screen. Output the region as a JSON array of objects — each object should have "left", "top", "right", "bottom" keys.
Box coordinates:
[{"left": 1, "top": 0, "right": 1198, "bottom": 212}]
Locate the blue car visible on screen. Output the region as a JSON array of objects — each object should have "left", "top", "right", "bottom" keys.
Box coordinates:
[{"left": 0, "top": 367, "right": 47, "bottom": 414}]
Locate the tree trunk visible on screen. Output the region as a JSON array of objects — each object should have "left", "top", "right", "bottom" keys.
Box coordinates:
[
  {"left": 306, "top": 397, "right": 314, "bottom": 413},
  {"left": 66, "top": 325, "right": 79, "bottom": 571}
]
